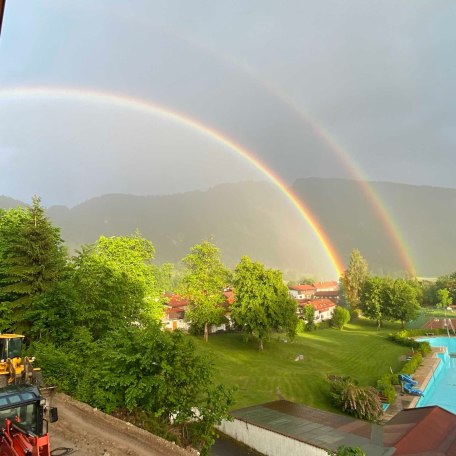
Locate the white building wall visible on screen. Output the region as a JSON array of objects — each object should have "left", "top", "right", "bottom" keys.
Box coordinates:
[{"left": 218, "top": 419, "right": 328, "bottom": 456}]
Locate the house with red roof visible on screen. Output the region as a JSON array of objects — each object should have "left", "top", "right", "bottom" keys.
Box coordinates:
[
  {"left": 383, "top": 405, "right": 456, "bottom": 455},
  {"left": 288, "top": 284, "right": 316, "bottom": 300},
  {"left": 298, "top": 298, "right": 336, "bottom": 323},
  {"left": 313, "top": 281, "right": 339, "bottom": 292},
  {"left": 162, "top": 290, "right": 234, "bottom": 332},
  {"left": 162, "top": 294, "right": 190, "bottom": 331}
]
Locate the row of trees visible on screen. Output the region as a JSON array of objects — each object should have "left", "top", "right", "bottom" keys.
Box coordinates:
[
  {"left": 179, "top": 241, "right": 298, "bottom": 350},
  {"left": 341, "top": 250, "right": 421, "bottom": 327}
]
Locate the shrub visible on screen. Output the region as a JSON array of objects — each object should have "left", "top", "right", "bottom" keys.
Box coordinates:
[
  {"left": 327, "top": 446, "right": 366, "bottom": 456},
  {"left": 400, "top": 353, "right": 422, "bottom": 375},
  {"left": 389, "top": 331, "right": 431, "bottom": 356},
  {"left": 316, "top": 320, "right": 331, "bottom": 330},
  {"left": 329, "top": 378, "right": 382, "bottom": 421},
  {"left": 332, "top": 307, "right": 351, "bottom": 330},
  {"left": 296, "top": 319, "right": 305, "bottom": 334},
  {"left": 376, "top": 373, "right": 397, "bottom": 404},
  {"left": 350, "top": 309, "right": 360, "bottom": 321}
]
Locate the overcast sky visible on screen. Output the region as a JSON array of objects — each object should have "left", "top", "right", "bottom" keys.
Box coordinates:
[{"left": 1, "top": 0, "right": 455, "bottom": 206}]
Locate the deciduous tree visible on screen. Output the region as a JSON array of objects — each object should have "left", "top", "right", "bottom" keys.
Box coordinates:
[
  {"left": 341, "top": 250, "right": 369, "bottom": 311},
  {"left": 436, "top": 288, "right": 452, "bottom": 310},
  {"left": 71, "top": 234, "right": 161, "bottom": 339},
  {"left": 383, "top": 279, "right": 420, "bottom": 328},
  {"left": 232, "top": 256, "right": 297, "bottom": 350},
  {"left": 180, "top": 241, "right": 229, "bottom": 342},
  {"left": 359, "top": 277, "right": 387, "bottom": 328}
]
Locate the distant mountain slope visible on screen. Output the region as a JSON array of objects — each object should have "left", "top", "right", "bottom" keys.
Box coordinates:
[
  {"left": 45, "top": 182, "right": 333, "bottom": 278},
  {"left": 0, "top": 195, "right": 25, "bottom": 209},
  {"left": 292, "top": 178, "right": 456, "bottom": 276},
  {"left": 2, "top": 179, "right": 456, "bottom": 277}
]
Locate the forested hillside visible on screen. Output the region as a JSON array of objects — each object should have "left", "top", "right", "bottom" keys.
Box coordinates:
[{"left": 3, "top": 178, "right": 456, "bottom": 276}]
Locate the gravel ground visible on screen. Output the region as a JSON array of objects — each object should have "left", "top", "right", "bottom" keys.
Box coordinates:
[{"left": 48, "top": 393, "right": 197, "bottom": 456}]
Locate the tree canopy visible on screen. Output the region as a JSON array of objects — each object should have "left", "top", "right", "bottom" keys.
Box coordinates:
[
  {"left": 232, "top": 256, "right": 297, "bottom": 350},
  {"left": 0, "top": 197, "right": 67, "bottom": 333},
  {"left": 180, "top": 241, "right": 229, "bottom": 341},
  {"left": 341, "top": 250, "right": 369, "bottom": 311}
]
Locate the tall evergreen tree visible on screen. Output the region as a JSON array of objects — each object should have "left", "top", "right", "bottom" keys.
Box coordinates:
[{"left": 0, "top": 197, "right": 67, "bottom": 332}]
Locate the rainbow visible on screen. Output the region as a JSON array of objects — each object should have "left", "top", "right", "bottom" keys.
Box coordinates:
[
  {"left": 248, "top": 81, "right": 416, "bottom": 274},
  {"left": 182, "top": 51, "right": 416, "bottom": 274},
  {"left": 0, "top": 86, "right": 345, "bottom": 276},
  {"left": 52, "top": 4, "right": 415, "bottom": 273}
]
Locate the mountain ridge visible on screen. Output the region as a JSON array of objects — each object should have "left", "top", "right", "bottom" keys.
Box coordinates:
[{"left": 2, "top": 178, "right": 456, "bottom": 277}]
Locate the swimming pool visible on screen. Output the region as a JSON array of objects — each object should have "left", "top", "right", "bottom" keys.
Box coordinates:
[{"left": 415, "top": 337, "right": 456, "bottom": 414}]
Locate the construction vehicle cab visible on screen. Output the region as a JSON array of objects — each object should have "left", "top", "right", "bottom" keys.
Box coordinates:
[
  {"left": 0, "top": 335, "right": 42, "bottom": 387},
  {"left": 0, "top": 384, "right": 57, "bottom": 456}
]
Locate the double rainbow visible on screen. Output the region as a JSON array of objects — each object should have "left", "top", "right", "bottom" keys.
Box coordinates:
[{"left": 0, "top": 86, "right": 345, "bottom": 276}]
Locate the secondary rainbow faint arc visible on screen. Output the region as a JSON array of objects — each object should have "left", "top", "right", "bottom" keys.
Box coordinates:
[{"left": 0, "top": 86, "right": 345, "bottom": 276}]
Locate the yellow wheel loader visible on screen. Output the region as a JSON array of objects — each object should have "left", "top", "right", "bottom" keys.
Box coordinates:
[{"left": 0, "top": 335, "right": 43, "bottom": 388}]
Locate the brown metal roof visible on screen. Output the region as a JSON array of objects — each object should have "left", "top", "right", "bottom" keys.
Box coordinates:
[
  {"left": 384, "top": 406, "right": 456, "bottom": 455},
  {"left": 230, "top": 400, "right": 394, "bottom": 455}
]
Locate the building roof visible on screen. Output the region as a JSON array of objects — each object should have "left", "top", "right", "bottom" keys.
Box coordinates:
[
  {"left": 230, "top": 400, "right": 394, "bottom": 455},
  {"left": 223, "top": 290, "right": 235, "bottom": 305},
  {"left": 384, "top": 406, "right": 456, "bottom": 455},
  {"left": 289, "top": 284, "right": 316, "bottom": 292},
  {"left": 166, "top": 295, "right": 189, "bottom": 308},
  {"left": 230, "top": 401, "right": 456, "bottom": 455},
  {"left": 314, "top": 290, "right": 340, "bottom": 298},
  {"left": 313, "top": 281, "right": 339, "bottom": 290},
  {"left": 310, "top": 299, "right": 337, "bottom": 312}
]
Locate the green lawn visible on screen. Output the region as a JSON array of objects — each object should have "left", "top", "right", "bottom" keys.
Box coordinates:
[{"left": 193, "top": 319, "right": 409, "bottom": 411}]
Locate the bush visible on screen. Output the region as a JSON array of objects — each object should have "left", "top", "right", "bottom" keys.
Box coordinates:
[
  {"left": 350, "top": 309, "right": 360, "bottom": 321},
  {"left": 296, "top": 319, "right": 305, "bottom": 334},
  {"left": 377, "top": 373, "right": 396, "bottom": 404},
  {"left": 328, "top": 446, "right": 366, "bottom": 456},
  {"left": 332, "top": 307, "right": 351, "bottom": 330},
  {"left": 316, "top": 320, "right": 331, "bottom": 330},
  {"left": 400, "top": 353, "right": 422, "bottom": 375},
  {"left": 329, "top": 377, "right": 382, "bottom": 421},
  {"left": 389, "top": 330, "right": 431, "bottom": 358}
]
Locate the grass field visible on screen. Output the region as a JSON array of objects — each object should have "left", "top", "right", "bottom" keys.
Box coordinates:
[{"left": 193, "top": 319, "right": 409, "bottom": 411}]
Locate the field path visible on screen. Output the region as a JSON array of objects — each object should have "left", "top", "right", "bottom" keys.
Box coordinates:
[{"left": 48, "top": 393, "right": 195, "bottom": 456}]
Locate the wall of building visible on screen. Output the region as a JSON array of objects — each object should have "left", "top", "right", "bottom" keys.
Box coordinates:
[{"left": 218, "top": 418, "right": 328, "bottom": 456}]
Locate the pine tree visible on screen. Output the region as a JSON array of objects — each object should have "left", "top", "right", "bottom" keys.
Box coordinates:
[{"left": 0, "top": 196, "right": 67, "bottom": 332}]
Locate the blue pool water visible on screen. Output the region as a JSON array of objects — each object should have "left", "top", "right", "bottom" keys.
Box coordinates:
[{"left": 415, "top": 337, "right": 456, "bottom": 414}]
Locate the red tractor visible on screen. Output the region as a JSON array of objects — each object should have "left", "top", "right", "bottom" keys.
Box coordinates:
[{"left": 0, "top": 384, "right": 58, "bottom": 456}]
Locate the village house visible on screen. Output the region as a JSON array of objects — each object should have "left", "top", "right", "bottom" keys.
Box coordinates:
[
  {"left": 297, "top": 298, "right": 336, "bottom": 322},
  {"left": 288, "top": 284, "right": 316, "bottom": 300},
  {"left": 289, "top": 281, "right": 340, "bottom": 322},
  {"left": 313, "top": 281, "right": 339, "bottom": 292},
  {"left": 162, "top": 289, "right": 234, "bottom": 333},
  {"left": 162, "top": 294, "right": 190, "bottom": 331}
]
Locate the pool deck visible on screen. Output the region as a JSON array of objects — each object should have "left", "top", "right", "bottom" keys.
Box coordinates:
[
  {"left": 381, "top": 346, "right": 445, "bottom": 422},
  {"left": 406, "top": 346, "right": 444, "bottom": 408}
]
